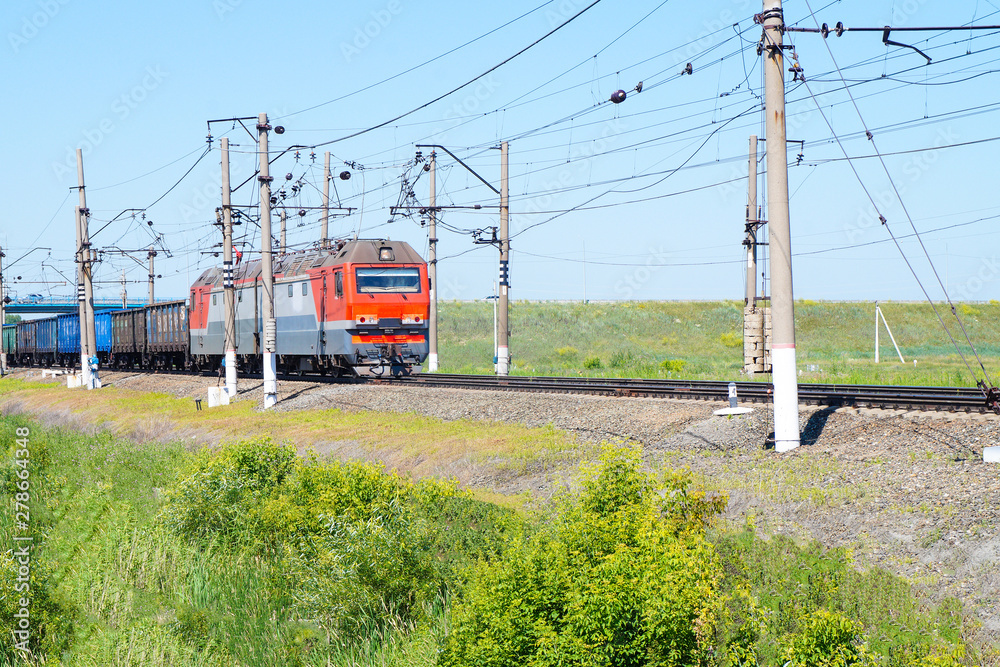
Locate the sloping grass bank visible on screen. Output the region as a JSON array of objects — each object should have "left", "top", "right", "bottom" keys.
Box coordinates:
[
  {"left": 437, "top": 300, "right": 1000, "bottom": 386},
  {"left": 0, "top": 413, "right": 979, "bottom": 665}
]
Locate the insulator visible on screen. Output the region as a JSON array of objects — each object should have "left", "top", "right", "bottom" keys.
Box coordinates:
[{"left": 610, "top": 89, "right": 627, "bottom": 104}]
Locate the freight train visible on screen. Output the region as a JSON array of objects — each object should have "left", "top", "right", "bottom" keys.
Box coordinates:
[{"left": 2, "top": 239, "right": 429, "bottom": 377}]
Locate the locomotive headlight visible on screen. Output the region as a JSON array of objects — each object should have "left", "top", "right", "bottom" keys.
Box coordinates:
[
  {"left": 401, "top": 315, "right": 422, "bottom": 324},
  {"left": 356, "top": 315, "right": 379, "bottom": 326}
]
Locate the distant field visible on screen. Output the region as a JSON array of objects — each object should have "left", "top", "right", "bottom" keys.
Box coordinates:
[{"left": 436, "top": 300, "right": 1000, "bottom": 387}]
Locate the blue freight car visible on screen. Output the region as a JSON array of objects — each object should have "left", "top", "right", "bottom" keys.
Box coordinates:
[
  {"left": 57, "top": 311, "right": 118, "bottom": 367},
  {"left": 57, "top": 313, "right": 80, "bottom": 366},
  {"left": 96, "top": 310, "right": 114, "bottom": 355},
  {"left": 17, "top": 317, "right": 57, "bottom": 366}
]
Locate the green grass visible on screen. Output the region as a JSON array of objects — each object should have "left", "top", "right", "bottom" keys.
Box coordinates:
[
  {"left": 0, "top": 415, "right": 983, "bottom": 665},
  {"left": 436, "top": 299, "right": 1000, "bottom": 386},
  {"left": 0, "top": 415, "right": 518, "bottom": 666}
]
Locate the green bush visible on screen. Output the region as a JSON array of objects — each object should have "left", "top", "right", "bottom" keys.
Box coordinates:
[
  {"left": 583, "top": 355, "right": 602, "bottom": 369},
  {"left": 0, "top": 552, "right": 74, "bottom": 661},
  {"left": 439, "top": 445, "right": 730, "bottom": 666},
  {"left": 661, "top": 358, "right": 687, "bottom": 373},
  {"left": 609, "top": 349, "right": 635, "bottom": 368},
  {"left": 161, "top": 437, "right": 517, "bottom": 636},
  {"left": 719, "top": 332, "right": 743, "bottom": 348},
  {"left": 780, "top": 609, "right": 877, "bottom": 667}
]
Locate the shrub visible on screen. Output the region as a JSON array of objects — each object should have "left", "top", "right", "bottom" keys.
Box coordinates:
[
  {"left": 661, "top": 358, "right": 687, "bottom": 373},
  {"left": 719, "top": 332, "right": 742, "bottom": 348},
  {"left": 160, "top": 436, "right": 298, "bottom": 543},
  {"left": 440, "top": 446, "right": 729, "bottom": 667},
  {"left": 609, "top": 349, "right": 635, "bottom": 368},
  {"left": 555, "top": 346, "right": 578, "bottom": 358},
  {"left": 161, "top": 438, "right": 517, "bottom": 635},
  {"left": 780, "top": 609, "right": 878, "bottom": 667},
  {"left": 583, "top": 356, "right": 602, "bottom": 369},
  {"left": 0, "top": 550, "right": 74, "bottom": 661},
  {"left": 958, "top": 304, "right": 979, "bottom": 317}
]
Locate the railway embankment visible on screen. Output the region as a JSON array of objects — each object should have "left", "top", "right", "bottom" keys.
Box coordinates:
[{"left": 2, "top": 368, "right": 999, "bottom": 660}]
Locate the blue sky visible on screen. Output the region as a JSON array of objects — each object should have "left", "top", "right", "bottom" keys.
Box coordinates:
[{"left": 4, "top": 0, "right": 1000, "bottom": 305}]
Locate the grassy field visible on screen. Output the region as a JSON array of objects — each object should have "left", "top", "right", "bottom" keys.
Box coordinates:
[
  {"left": 436, "top": 300, "right": 1000, "bottom": 386},
  {"left": 0, "top": 412, "right": 974, "bottom": 665}
]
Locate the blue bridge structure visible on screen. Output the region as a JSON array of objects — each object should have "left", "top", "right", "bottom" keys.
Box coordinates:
[{"left": 5, "top": 297, "right": 181, "bottom": 315}]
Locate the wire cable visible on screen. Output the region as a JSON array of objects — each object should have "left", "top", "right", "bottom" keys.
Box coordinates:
[{"left": 800, "top": 0, "right": 994, "bottom": 389}]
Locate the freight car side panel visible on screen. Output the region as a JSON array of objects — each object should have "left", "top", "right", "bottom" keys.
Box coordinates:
[
  {"left": 112, "top": 310, "right": 137, "bottom": 354},
  {"left": 17, "top": 321, "right": 34, "bottom": 357},
  {"left": 147, "top": 300, "right": 188, "bottom": 352},
  {"left": 95, "top": 311, "right": 114, "bottom": 353},
  {"left": 2, "top": 324, "right": 16, "bottom": 356},
  {"left": 57, "top": 313, "right": 81, "bottom": 355},
  {"left": 36, "top": 318, "right": 57, "bottom": 354}
]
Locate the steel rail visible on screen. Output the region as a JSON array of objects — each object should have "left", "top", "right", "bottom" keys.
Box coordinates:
[{"left": 26, "top": 366, "right": 995, "bottom": 413}]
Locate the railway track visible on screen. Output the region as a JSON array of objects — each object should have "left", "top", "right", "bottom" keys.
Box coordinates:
[
  {"left": 20, "top": 366, "right": 998, "bottom": 414},
  {"left": 381, "top": 373, "right": 997, "bottom": 414}
]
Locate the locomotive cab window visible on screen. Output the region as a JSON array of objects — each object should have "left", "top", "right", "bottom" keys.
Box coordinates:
[
  {"left": 212, "top": 294, "right": 217, "bottom": 306},
  {"left": 302, "top": 282, "right": 308, "bottom": 296},
  {"left": 335, "top": 272, "right": 343, "bottom": 298},
  {"left": 355, "top": 267, "right": 420, "bottom": 293},
  {"left": 288, "top": 284, "right": 294, "bottom": 298}
]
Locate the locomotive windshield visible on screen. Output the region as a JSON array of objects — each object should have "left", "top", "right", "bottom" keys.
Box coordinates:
[{"left": 355, "top": 267, "right": 421, "bottom": 293}]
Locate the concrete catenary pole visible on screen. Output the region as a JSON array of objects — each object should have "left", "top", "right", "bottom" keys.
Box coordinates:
[
  {"left": 258, "top": 113, "right": 278, "bottom": 409},
  {"left": 762, "top": 0, "right": 800, "bottom": 451},
  {"left": 280, "top": 209, "right": 287, "bottom": 255},
  {"left": 321, "top": 152, "right": 331, "bottom": 248},
  {"left": 221, "top": 137, "right": 238, "bottom": 397},
  {"left": 0, "top": 245, "right": 5, "bottom": 376},
  {"left": 77, "top": 150, "right": 97, "bottom": 389},
  {"left": 497, "top": 141, "right": 510, "bottom": 376},
  {"left": 75, "top": 206, "right": 90, "bottom": 387},
  {"left": 147, "top": 246, "right": 156, "bottom": 305},
  {"left": 120, "top": 269, "right": 127, "bottom": 308},
  {"left": 746, "top": 135, "right": 758, "bottom": 304},
  {"left": 427, "top": 151, "right": 439, "bottom": 372}
]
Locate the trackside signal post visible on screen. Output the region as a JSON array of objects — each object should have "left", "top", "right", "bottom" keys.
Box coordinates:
[
  {"left": 321, "top": 152, "right": 331, "bottom": 248},
  {"left": 221, "top": 137, "right": 238, "bottom": 397},
  {"left": 258, "top": 113, "right": 278, "bottom": 409},
  {"left": 76, "top": 149, "right": 97, "bottom": 390},
  {"left": 743, "top": 134, "right": 771, "bottom": 375},
  {"left": 415, "top": 142, "right": 509, "bottom": 375},
  {"left": 427, "top": 151, "right": 439, "bottom": 372},
  {"left": 762, "top": 0, "right": 800, "bottom": 451},
  {"left": 497, "top": 141, "right": 510, "bottom": 376}
]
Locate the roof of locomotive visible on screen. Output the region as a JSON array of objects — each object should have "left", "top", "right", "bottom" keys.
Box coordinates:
[{"left": 191, "top": 239, "right": 425, "bottom": 289}]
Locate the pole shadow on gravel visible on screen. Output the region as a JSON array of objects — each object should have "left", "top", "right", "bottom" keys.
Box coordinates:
[
  {"left": 764, "top": 406, "right": 836, "bottom": 449},
  {"left": 801, "top": 406, "right": 837, "bottom": 446}
]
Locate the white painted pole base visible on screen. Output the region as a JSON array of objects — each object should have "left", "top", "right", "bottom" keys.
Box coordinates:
[
  {"left": 263, "top": 351, "right": 277, "bottom": 409},
  {"left": 225, "top": 349, "right": 237, "bottom": 397},
  {"left": 427, "top": 352, "right": 438, "bottom": 373},
  {"left": 772, "top": 346, "right": 800, "bottom": 452},
  {"left": 80, "top": 353, "right": 91, "bottom": 390},
  {"left": 496, "top": 346, "right": 509, "bottom": 376}
]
